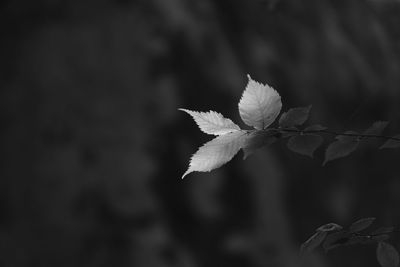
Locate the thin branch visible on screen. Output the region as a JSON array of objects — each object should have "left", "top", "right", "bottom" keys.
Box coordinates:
[
  {"left": 276, "top": 128, "right": 400, "bottom": 142},
  {"left": 370, "top": 230, "right": 400, "bottom": 237},
  {"left": 352, "top": 229, "right": 400, "bottom": 239}
]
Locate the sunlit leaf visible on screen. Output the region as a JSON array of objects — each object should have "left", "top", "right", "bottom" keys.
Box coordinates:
[
  {"left": 242, "top": 129, "right": 278, "bottom": 159},
  {"left": 377, "top": 242, "right": 399, "bottom": 267},
  {"left": 182, "top": 131, "right": 247, "bottom": 178},
  {"left": 287, "top": 134, "right": 323, "bottom": 157},
  {"left": 239, "top": 75, "right": 282, "bottom": 130},
  {"left": 279, "top": 105, "right": 312, "bottom": 128},
  {"left": 179, "top": 109, "right": 241, "bottom": 135},
  {"left": 349, "top": 217, "right": 376, "bottom": 233}
]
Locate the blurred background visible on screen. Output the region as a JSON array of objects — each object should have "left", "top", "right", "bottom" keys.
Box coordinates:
[{"left": 1, "top": 0, "right": 400, "bottom": 266}]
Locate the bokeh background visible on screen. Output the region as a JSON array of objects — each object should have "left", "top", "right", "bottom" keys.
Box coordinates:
[{"left": 1, "top": 0, "right": 400, "bottom": 266}]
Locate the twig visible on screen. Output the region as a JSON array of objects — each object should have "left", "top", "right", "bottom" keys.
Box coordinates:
[{"left": 275, "top": 128, "right": 400, "bottom": 142}]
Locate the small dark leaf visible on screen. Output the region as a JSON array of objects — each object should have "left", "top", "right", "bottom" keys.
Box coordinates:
[
  {"left": 380, "top": 135, "right": 400, "bottom": 149},
  {"left": 364, "top": 121, "right": 389, "bottom": 136},
  {"left": 242, "top": 129, "right": 278, "bottom": 159},
  {"left": 373, "top": 235, "right": 391, "bottom": 242},
  {"left": 347, "top": 236, "right": 374, "bottom": 246},
  {"left": 279, "top": 106, "right": 312, "bottom": 128},
  {"left": 349, "top": 217, "right": 376, "bottom": 233},
  {"left": 317, "top": 223, "right": 343, "bottom": 232},
  {"left": 282, "top": 132, "right": 296, "bottom": 138},
  {"left": 300, "top": 231, "right": 327, "bottom": 255},
  {"left": 335, "top": 131, "right": 359, "bottom": 142},
  {"left": 372, "top": 227, "right": 395, "bottom": 236},
  {"left": 323, "top": 131, "right": 359, "bottom": 165},
  {"left": 377, "top": 242, "right": 399, "bottom": 267},
  {"left": 287, "top": 134, "right": 323, "bottom": 157},
  {"left": 281, "top": 127, "right": 298, "bottom": 138},
  {"left": 323, "top": 231, "right": 351, "bottom": 251},
  {"left": 305, "top": 124, "right": 328, "bottom": 132}
]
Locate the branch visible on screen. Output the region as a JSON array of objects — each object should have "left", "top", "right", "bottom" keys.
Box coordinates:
[
  {"left": 351, "top": 229, "right": 400, "bottom": 240},
  {"left": 277, "top": 128, "right": 400, "bottom": 142}
]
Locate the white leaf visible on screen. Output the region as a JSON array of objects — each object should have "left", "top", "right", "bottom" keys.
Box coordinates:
[
  {"left": 179, "top": 109, "right": 240, "bottom": 135},
  {"left": 238, "top": 75, "right": 282, "bottom": 130},
  {"left": 182, "top": 131, "right": 247, "bottom": 178}
]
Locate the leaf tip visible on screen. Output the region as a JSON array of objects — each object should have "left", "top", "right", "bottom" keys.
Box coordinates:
[
  {"left": 181, "top": 170, "right": 191, "bottom": 179},
  {"left": 242, "top": 151, "right": 251, "bottom": 160},
  {"left": 178, "top": 108, "right": 189, "bottom": 113}
]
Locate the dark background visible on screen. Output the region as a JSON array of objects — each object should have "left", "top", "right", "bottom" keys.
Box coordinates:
[{"left": 1, "top": 0, "right": 400, "bottom": 266}]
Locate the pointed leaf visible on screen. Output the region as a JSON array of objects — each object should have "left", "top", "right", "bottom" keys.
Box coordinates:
[
  {"left": 335, "top": 131, "right": 359, "bottom": 142},
  {"left": 305, "top": 124, "right": 328, "bottom": 131},
  {"left": 346, "top": 236, "right": 374, "bottom": 245},
  {"left": 242, "top": 129, "right": 278, "bottom": 159},
  {"left": 377, "top": 242, "right": 399, "bottom": 267},
  {"left": 323, "top": 131, "right": 360, "bottom": 165},
  {"left": 179, "top": 109, "right": 241, "bottom": 135},
  {"left": 372, "top": 227, "right": 395, "bottom": 236},
  {"left": 300, "top": 231, "right": 327, "bottom": 255},
  {"left": 323, "top": 231, "right": 352, "bottom": 251},
  {"left": 182, "top": 131, "right": 247, "bottom": 178},
  {"left": 380, "top": 135, "right": 400, "bottom": 149},
  {"left": 317, "top": 223, "right": 343, "bottom": 233},
  {"left": 349, "top": 217, "right": 376, "bottom": 233},
  {"left": 281, "top": 127, "right": 298, "bottom": 138},
  {"left": 373, "top": 235, "right": 391, "bottom": 242},
  {"left": 364, "top": 121, "right": 389, "bottom": 136},
  {"left": 239, "top": 75, "right": 282, "bottom": 130},
  {"left": 279, "top": 106, "right": 312, "bottom": 128},
  {"left": 287, "top": 134, "right": 323, "bottom": 157}
]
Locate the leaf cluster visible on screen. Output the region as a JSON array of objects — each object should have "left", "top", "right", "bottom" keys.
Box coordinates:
[
  {"left": 180, "top": 75, "right": 400, "bottom": 266},
  {"left": 300, "top": 218, "right": 399, "bottom": 267},
  {"left": 180, "top": 75, "right": 400, "bottom": 178}
]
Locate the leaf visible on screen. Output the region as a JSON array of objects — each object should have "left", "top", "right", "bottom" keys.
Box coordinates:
[
  {"left": 239, "top": 75, "right": 282, "bottom": 130},
  {"left": 377, "top": 242, "right": 399, "bottom": 267},
  {"left": 179, "top": 109, "right": 241, "bottom": 135},
  {"left": 373, "top": 235, "right": 391, "bottom": 242},
  {"left": 279, "top": 106, "right": 312, "bottom": 128},
  {"left": 349, "top": 217, "right": 376, "bottom": 233},
  {"left": 287, "top": 134, "right": 323, "bottom": 157},
  {"left": 281, "top": 127, "right": 298, "bottom": 138},
  {"left": 372, "top": 227, "right": 394, "bottom": 242},
  {"left": 323, "top": 131, "right": 360, "bottom": 165},
  {"left": 300, "top": 231, "right": 327, "bottom": 255},
  {"left": 182, "top": 131, "right": 247, "bottom": 178},
  {"left": 305, "top": 124, "right": 328, "bottom": 131},
  {"left": 323, "top": 231, "right": 351, "bottom": 251},
  {"left": 380, "top": 135, "right": 400, "bottom": 149},
  {"left": 242, "top": 129, "right": 278, "bottom": 159},
  {"left": 317, "top": 223, "right": 343, "bottom": 232},
  {"left": 346, "top": 236, "right": 374, "bottom": 246},
  {"left": 364, "top": 121, "right": 389, "bottom": 136},
  {"left": 372, "top": 227, "right": 395, "bottom": 236}
]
